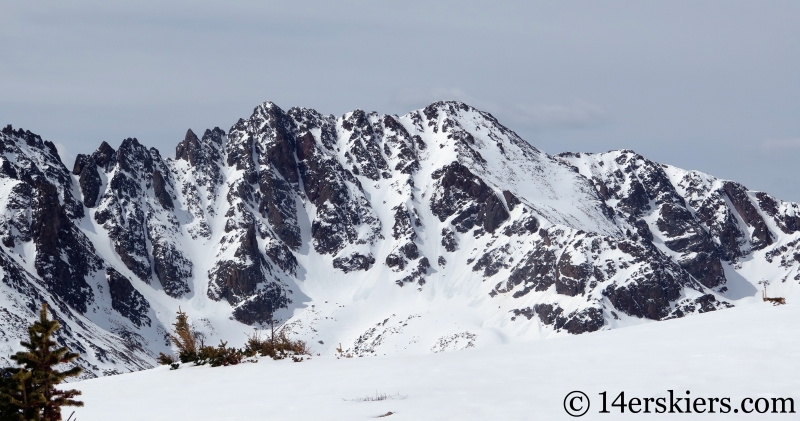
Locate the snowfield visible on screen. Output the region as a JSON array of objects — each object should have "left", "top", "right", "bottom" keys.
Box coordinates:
[{"left": 70, "top": 301, "right": 800, "bottom": 420}]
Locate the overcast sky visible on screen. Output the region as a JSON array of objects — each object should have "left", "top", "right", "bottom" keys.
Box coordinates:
[{"left": 2, "top": 1, "right": 798, "bottom": 200}]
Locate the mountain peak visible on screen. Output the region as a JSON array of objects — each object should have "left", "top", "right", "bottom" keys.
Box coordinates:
[{"left": 2, "top": 101, "right": 799, "bottom": 376}]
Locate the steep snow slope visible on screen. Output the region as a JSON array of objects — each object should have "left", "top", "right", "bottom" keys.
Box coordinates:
[
  {"left": 69, "top": 302, "right": 800, "bottom": 420},
  {"left": 2, "top": 102, "right": 800, "bottom": 375}
]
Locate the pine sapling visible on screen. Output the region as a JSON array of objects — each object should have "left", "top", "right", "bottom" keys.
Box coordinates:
[
  {"left": 2, "top": 303, "right": 83, "bottom": 421},
  {"left": 168, "top": 307, "right": 198, "bottom": 363}
]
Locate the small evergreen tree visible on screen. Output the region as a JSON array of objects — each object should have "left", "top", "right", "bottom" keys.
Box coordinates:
[
  {"left": 167, "top": 307, "right": 198, "bottom": 363},
  {"left": 0, "top": 370, "right": 9, "bottom": 420},
  {"left": 0, "top": 368, "right": 19, "bottom": 421},
  {"left": 0, "top": 303, "right": 83, "bottom": 421},
  {"left": 2, "top": 368, "right": 41, "bottom": 421}
]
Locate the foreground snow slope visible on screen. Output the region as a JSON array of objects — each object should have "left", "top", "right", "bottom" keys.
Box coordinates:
[{"left": 71, "top": 301, "right": 800, "bottom": 420}]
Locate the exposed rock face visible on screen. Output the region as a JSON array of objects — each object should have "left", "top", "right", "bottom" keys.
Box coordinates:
[
  {"left": 559, "top": 151, "right": 727, "bottom": 290},
  {"left": 510, "top": 305, "right": 605, "bottom": 334},
  {"left": 30, "top": 179, "right": 96, "bottom": 313},
  {"left": 441, "top": 228, "right": 458, "bottom": 252},
  {"left": 93, "top": 138, "right": 156, "bottom": 282},
  {"left": 668, "top": 294, "right": 734, "bottom": 319},
  {"left": 430, "top": 162, "right": 509, "bottom": 233},
  {"left": 290, "top": 107, "right": 381, "bottom": 256},
  {"left": 756, "top": 192, "right": 800, "bottom": 234},
  {"left": 265, "top": 241, "right": 298, "bottom": 275},
  {"left": 152, "top": 170, "right": 174, "bottom": 210},
  {"left": 73, "top": 141, "right": 115, "bottom": 208},
  {"left": 175, "top": 128, "right": 224, "bottom": 191},
  {"left": 175, "top": 129, "right": 203, "bottom": 166},
  {"left": 106, "top": 268, "right": 151, "bottom": 328},
  {"left": 208, "top": 225, "right": 274, "bottom": 307},
  {"left": 2, "top": 101, "right": 799, "bottom": 375},
  {"left": 152, "top": 241, "right": 192, "bottom": 298},
  {"left": 91, "top": 137, "right": 195, "bottom": 300},
  {"left": 334, "top": 253, "right": 376, "bottom": 273},
  {"left": 493, "top": 226, "right": 715, "bottom": 325},
  {"left": 207, "top": 210, "right": 291, "bottom": 324},
  {"left": 0, "top": 126, "right": 156, "bottom": 378},
  {"left": 0, "top": 126, "right": 102, "bottom": 314},
  {"left": 722, "top": 182, "right": 772, "bottom": 249},
  {"left": 341, "top": 110, "right": 391, "bottom": 181}
]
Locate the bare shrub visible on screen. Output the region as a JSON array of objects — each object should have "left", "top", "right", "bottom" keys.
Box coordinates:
[
  {"left": 346, "top": 392, "right": 407, "bottom": 402},
  {"left": 196, "top": 341, "right": 243, "bottom": 367},
  {"left": 762, "top": 289, "right": 786, "bottom": 305},
  {"left": 158, "top": 309, "right": 310, "bottom": 369},
  {"left": 244, "top": 330, "right": 310, "bottom": 360},
  {"left": 157, "top": 352, "right": 175, "bottom": 365}
]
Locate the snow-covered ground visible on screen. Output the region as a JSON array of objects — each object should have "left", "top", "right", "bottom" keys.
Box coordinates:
[{"left": 70, "top": 301, "right": 800, "bottom": 420}]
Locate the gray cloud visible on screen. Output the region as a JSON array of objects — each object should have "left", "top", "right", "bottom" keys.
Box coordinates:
[
  {"left": 1, "top": 1, "right": 798, "bottom": 201},
  {"left": 394, "top": 87, "right": 502, "bottom": 115},
  {"left": 512, "top": 101, "right": 607, "bottom": 129},
  {"left": 53, "top": 143, "right": 75, "bottom": 171},
  {"left": 395, "top": 88, "right": 607, "bottom": 130},
  {"left": 761, "top": 138, "right": 800, "bottom": 152}
]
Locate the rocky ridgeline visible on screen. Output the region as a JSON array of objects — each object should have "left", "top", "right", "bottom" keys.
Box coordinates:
[{"left": 2, "top": 102, "right": 800, "bottom": 374}]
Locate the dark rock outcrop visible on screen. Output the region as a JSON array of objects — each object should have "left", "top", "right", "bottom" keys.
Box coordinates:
[
  {"left": 513, "top": 304, "right": 605, "bottom": 335},
  {"left": 441, "top": 228, "right": 458, "bottom": 252},
  {"left": 152, "top": 242, "right": 192, "bottom": 298},
  {"left": 106, "top": 268, "right": 151, "bottom": 328},
  {"left": 0, "top": 127, "right": 102, "bottom": 314},
  {"left": 289, "top": 107, "right": 380, "bottom": 255},
  {"left": 208, "top": 225, "right": 268, "bottom": 305},
  {"left": 559, "top": 150, "right": 727, "bottom": 290},
  {"left": 667, "top": 294, "right": 734, "bottom": 319},
  {"left": 92, "top": 138, "right": 156, "bottom": 283},
  {"left": 430, "top": 162, "right": 509, "bottom": 233},
  {"left": 152, "top": 170, "right": 174, "bottom": 210},
  {"left": 723, "top": 182, "right": 772, "bottom": 249},
  {"left": 333, "top": 253, "right": 376, "bottom": 273}
]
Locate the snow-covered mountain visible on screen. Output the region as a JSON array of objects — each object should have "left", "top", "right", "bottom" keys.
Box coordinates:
[{"left": 2, "top": 101, "right": 799, "bottom": 377}]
